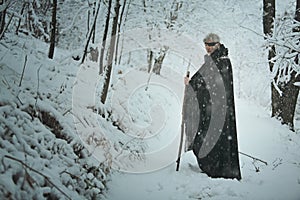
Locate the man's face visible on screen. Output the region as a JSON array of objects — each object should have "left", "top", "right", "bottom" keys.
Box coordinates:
[{"left": 204, "top": 39, "right": 219, "bottom": 55}]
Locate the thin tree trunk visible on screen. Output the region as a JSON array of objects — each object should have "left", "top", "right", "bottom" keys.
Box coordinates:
[
  {"left": 0, "top": 13, "right": 13, "bottom": 40},
  {"left": 92, "top": 1, "right": 96, "bottom": 44},
  {"left": 118, "top": 0, "right": 131, "bottom": 65},
  {"left": 295, "top": 0, "right": 300, "bottom": 22},
  {"left": 152, "top": 46, "right": 168, "bottom": 75},
  {"left": 99, "top": 0, "right": 112, "bottom": 74},
  {"left": 294, "top": 0, "right": 300, "bottom": 64},
  {"left": 81, "top": 0, "right": 101, "bottom": 64},
  {"left": 147, "top": 49, "right": 153, "bottom": 73},
  {"left": 101, "top": 0, "right": 120, "bottom": 104},
  {"left": 48, "top": 0, "right": 57, "bottom": 59},
  {"left": 16, "top": 2, "right": 26, "bottom": 35},
  {"left": 0, "top": 6, "right": 6, "bottom": 35},
  {"left": 86, "top": 10, "right": 90, "bottom": 38},
  {"left": 114, "top": 0, "right": 127, "bottom": 64},
  {"left": 143, "top": 0, "right": 153, "bottom": 73}
]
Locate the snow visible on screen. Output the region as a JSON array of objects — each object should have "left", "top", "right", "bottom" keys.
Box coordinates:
[
  {"left": 105, "top": 99, "right": 300, "bottom": 200},
  {"left": 1, "top": 0, "right": 300, "bottom": 199}
]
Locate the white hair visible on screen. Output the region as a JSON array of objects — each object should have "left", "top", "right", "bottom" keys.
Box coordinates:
[{"left": 203, "top": 33, "right": 220, "bottom": 43}]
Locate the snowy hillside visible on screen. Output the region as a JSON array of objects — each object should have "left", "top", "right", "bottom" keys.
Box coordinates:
[
  {"left": 0, "top": 36, "right": 110, "bottom": 199},
  {"left": 1, "top": 0, "right": 300, "bottom": 200}
]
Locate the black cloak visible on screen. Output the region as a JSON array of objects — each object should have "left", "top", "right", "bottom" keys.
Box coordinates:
[{"left": 187, "top": 44, "right": 241, "bottom": 180}]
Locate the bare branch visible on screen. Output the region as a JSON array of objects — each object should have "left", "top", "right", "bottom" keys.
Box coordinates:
[
  {"left": 19, "top": 55, "right": 27, "bottom": 87},
  {"left": 239, "top": 151, "right": 268, "bottom": 166},
  {"left": 4, "top": 155, "right": 72, "bottom": 200}
]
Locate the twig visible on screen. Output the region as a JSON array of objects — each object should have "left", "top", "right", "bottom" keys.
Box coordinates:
[
  {"left": 62, "top": 108, "right": 72, "bottom": 116},
  {"left": 145, "top": 60, "right": 154, "bottom": 91},
  {"left": 60, "top": 170, "right": 81, "bottom": 180},
  {"left": 19, "top": 55, "right": 28, "bottom": 87},
  {"left": 4, "top": 155, "right": 72, "bottom": 200},
  {"left": 0, "top": 13, "right": 14, "bottom": 40},
  {"left": 35, "top": 65, "right": 42, "bottom": 108},
  {"left": 239, "top": 151, "right": 268, "bottom": 166},
  {"left": 272, "top": 158, "right": 283, "bottom": 170}
]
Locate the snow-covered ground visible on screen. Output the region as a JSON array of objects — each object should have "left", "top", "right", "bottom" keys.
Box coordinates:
[
  {"left": 105, "top": 99, "right": 300, "bottom": 200},
  {"left": 1, "top": 0, "right": 300, "bottom": 199}
]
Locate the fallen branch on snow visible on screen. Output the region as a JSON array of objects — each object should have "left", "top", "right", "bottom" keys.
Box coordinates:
[{"left": 239, "top": 151, "right": 268, "bottom": 166}]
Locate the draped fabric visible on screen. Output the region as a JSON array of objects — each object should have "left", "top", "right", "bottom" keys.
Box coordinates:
[{"left": 187, "top": 44, "right": 241, "bottom": 180}]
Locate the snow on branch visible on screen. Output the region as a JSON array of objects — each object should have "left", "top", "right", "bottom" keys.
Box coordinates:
[
  {"left": 266, "top": 12, "right": 300, "bottom": 88},
  {"left": 4, "top": 155, "right": 72, "bottom": 200}
]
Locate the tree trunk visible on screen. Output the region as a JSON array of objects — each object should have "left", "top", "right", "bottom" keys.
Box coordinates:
[
  {"left": 265, "top": 0, "right": 300, "bottom": 130},
  {"left": 99, "top": 0, "right": 112, "bottom": 74},
  {"left": 152, "top": 46, "right": 168, "bottom": 75},
  {"left": 0, "top": 2, "right": 7, "bottom": 36},
  {"left": 16, "top": 2, "right": 26, "bottom": 35},
  {"left": 294, "top": 0, "right": 300, "bottom": 63},
  {"left": 147, "top": 49, "right": 153, "bottom": 73},
  {"left": 263, "top": 0, "right": 278, "bottom": 113},
  {"left": 86, "top": 10, "right": 90, "bottom": 38},
  {"left": 101, "top": 0, "right": 120, "bottom": 104},
  {"left": 81, "top": 0, "right": 101, "bottom": 63},
  {"left": 114, "top": 0, "right": 127, "bottom": 65},
  {"left": 277, "top": 75, "right": 300, "bottom": 130},
  {"left": 276, "top": 0, "right": 300, "bottom": 131},
  {"left": 48, "top": 0, "right": 57, "bottom": 59},
  {"left": 92, "top": 1, "right": 96, "bottom": 44},
  {"left": 296, "top": 0, "right": 300, "bottom": 20},
  {"left": 118, "top": 0, "right": 131, "bottom": 65}
]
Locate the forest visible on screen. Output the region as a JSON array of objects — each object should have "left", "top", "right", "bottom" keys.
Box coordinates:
[{"left": 0, "top": 0, "right": 300, "bottom": 199}]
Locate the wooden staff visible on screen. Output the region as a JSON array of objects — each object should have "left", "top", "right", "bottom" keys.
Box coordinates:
[{"left": 176, "top": 66, "right": 190, "bottom": 171}]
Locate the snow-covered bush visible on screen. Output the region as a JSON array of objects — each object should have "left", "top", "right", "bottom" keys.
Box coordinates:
[{"left": 0, "top": 34, "right": 110, "bottom": 199}]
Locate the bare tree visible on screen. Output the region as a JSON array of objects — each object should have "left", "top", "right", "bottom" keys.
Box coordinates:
[
  {"left": 15, "top": 2, "right": 26, "bottom": 35},
  {"left": 152, "top": 46, "right": 169, "bottom": 75},
  {"left": 101, "top": 0, "right": 121, "bottom": 104},
  {"left": 17, "top": 0, "right": 51, "bottom": 40},
  {"left": 0, "top": 0, "right": 15, "bottom": 40},
  {"left": 295, "top": 0, "right": 300, "bottom": 24},
  {"left": 114, "top": 0, "right": 127, "bottom": 65},
  {"left": 263, "top": 0, "right": 277, "bottom": 111},
  {"left": 147, "top": 49, "right": 153, "bottom": 73},
  {"left": 81, "top": 0, "right": 102, "bottom": 63},
  {"left": 48, "top": 0, "right": 57, "bottom": 59},
  {"left": 0, "top": 0, "right": 7, "bottom": 36},
  {"left": 143, "top": 0, "right": 153, "bottom": 72},
  {"left": 144, "top": 0, "right": 181, "bottom": 74},
  {"left": 117, "top": 0, "right": 131, "bottom": 65},
  {"left": 99, "top": 0, "right": 112, "bottom": 74},
  {"left": 165, "top": 0, "right": 182, "bottom": 29},
  {"left": 91, "top": 1, "right": 97, "bottom": 44}
]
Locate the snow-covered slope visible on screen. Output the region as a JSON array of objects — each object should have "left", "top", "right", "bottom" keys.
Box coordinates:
[{"left": 0, "top": 36, "right": 109, "bottom": 199}]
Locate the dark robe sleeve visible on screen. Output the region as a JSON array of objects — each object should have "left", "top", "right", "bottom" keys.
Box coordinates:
[{"left": 187, "top": 71, "right": 212, "bottom": 153}]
